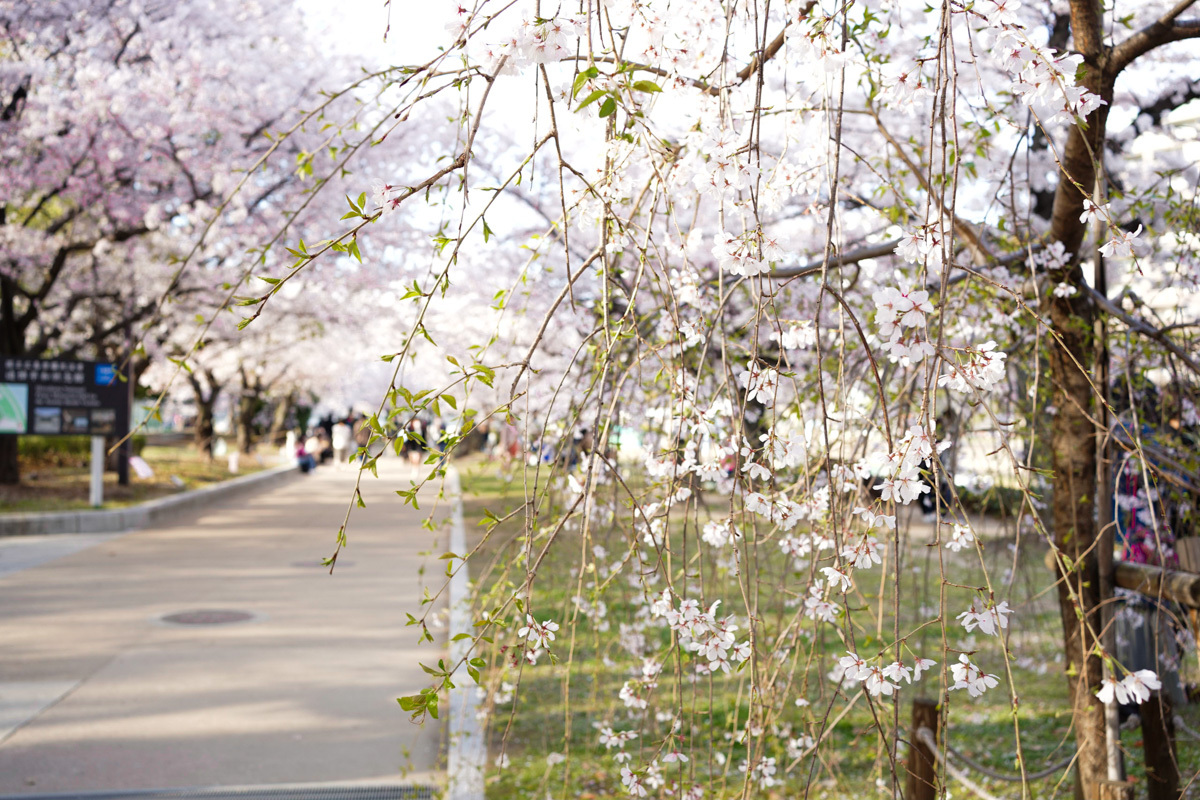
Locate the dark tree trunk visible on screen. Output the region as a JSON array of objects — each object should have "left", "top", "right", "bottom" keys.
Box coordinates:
[
  {"left": 236, "top": 394, "right": 255, "bottom": 455},
  {"left": 235, "top": 367, "right": 263, "bottom": 455},
  {"left": 1046, "top": 6, "right": 1117, "bottom": 795},
  {"left": 195, "top": 405, "right": 216, "bottom": 458},
  {"left": 187, "top": 370, "right": 221, "bottom": 460},
  {"left": 266, "top": 391, "right": 295, "bottom": 447}
]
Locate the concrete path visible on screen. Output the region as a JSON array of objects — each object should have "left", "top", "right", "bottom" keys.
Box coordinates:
[{"left": 0, "top": 459, "right": 447, "bottom": 795}]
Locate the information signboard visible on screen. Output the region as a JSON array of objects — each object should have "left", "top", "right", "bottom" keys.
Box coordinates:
[{"left": 0, "top": 357, "right": 129, "bottom": 437}]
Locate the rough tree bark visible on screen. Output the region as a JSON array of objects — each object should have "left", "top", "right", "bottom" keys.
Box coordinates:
[
  {"left": 1046, "top": 3, "right": 1200, "bottom": 795},
  {"left": 1047, "top": 5, "right": 1112, "bottom": 793}
]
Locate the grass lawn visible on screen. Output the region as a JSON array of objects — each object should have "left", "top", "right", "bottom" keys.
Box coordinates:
[
  {"left": 0, "top": 442, "right": 277, "bottom": 513},
  {"left": 451, "top": 455, "right": 1200, "bottom": 799}
]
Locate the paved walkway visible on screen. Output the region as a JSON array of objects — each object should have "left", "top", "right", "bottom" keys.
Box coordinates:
[{"left": 0, "top": 459, "right": 446, "bottom": 795}]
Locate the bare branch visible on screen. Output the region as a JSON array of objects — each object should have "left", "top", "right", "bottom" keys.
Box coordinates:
[
  {"left": 1085, "top": 285, "right": 1200, "bottom": 377},
  {"left": 1111, "top": 1, "right": 1200, "bottom": 74},
  {"left": 767, "top": 239, "right": 899, "bottom": 280}
]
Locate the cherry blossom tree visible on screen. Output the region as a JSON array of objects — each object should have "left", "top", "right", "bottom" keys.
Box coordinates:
[
  {"left": 0, "top": 0, "right": 360, "bottom": 480},
  {"left": 115, "top": 0, "right": 1200, "bottom": 795}
]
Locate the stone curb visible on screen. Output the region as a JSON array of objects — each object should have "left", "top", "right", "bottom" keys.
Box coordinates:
[
  {"left": 0, "top": 463, "right": 300, "bottom": 537},
  {"left": 446, "top": 466, "right": 484, "bottom": 800}
]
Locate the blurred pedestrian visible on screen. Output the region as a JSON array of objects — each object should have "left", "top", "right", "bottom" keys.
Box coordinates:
[
  {"left": 331, "top": 418, "right": 351, "bottom": 465},
  {"left": 304, "top": 429, "right": 323, "bottom": 469},
  {"left": 295, "top": 437, "right": 316, "bottom": 474},
  {"left": 404, "top": 417, "right": 426, "bottom": 475}
]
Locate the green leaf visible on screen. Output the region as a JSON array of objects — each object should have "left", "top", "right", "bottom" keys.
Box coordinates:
[
  {"left": 598, "top": 97, "right": 617, "bottom": 117},
  {"left": 631, "top": 79, "right": 662, "bottom": 93},
  {"left": 572, "top": 66, "right": 599, "bottom": 98},
  {"left": 576, "top": 88, "right": 607, "bottom": 110},
  {"left": 167, "top": 357, "right": 193, "bottom": 375}
]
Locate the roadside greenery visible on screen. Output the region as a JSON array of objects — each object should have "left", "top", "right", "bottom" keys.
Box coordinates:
[
  {"left": 0, "top": 443, "right": 266, "bottom": 512},
  {"left": 455, "top": 459, "right": 1200, "bottom": 798}
]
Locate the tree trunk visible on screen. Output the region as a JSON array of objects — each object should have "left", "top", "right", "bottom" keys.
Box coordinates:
[
  {"left": 266, "top": 391, "right": 295, "bottom": 447},
  {"left": 187, "top": 370, "right": 220, "bottom": 460},
  {"left": 195, "top": 403, "right": 215, "bottom": 457},
  {"left": 235, "top": 367, "right": 263, "bottom": 455},
  {"left": 1045, "top": 6, "right": 1116, "bottom": 795},
  {"left": 237, "top": 393, "right": 256, "bottom": 455}
]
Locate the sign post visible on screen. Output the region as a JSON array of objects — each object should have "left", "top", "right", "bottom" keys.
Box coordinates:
[
  {"left": 90, "top": 436, "right": 105, "bottom": 507},
  {"left": 0, "top": 357, "right": 130, "bottom": 508}
]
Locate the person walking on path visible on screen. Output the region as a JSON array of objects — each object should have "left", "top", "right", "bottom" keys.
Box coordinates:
[
  {"left": 404, "top": 417, "right": 426, "bottom": 477},
  {"left": 331, "top": 418, "right": 352, "bottom": 466}
]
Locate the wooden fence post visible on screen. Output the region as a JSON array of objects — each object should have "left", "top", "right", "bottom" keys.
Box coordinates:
[
  {"left": 1142, "top": 690, "right": 1181, "bottom": 800},
  {"left": 908, "top": 697, "right": 939, "bottom": 800}
]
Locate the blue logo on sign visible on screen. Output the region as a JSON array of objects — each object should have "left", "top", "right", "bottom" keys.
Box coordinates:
[{"left": 95, "top": 364, "right": 117, "bottom": 386}]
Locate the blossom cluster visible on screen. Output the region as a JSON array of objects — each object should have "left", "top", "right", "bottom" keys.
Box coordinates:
[
  {"left": 950, "top": 654, "right": 1000, "bottom": 697},
  {"left": 873, "top": 285, "right": 936, "bottom": 364},
  {"left": 838, "top": 651, "right": 937, "bottom": 698},
  {"left": 938, "top": 341, "right": 1008, "bottom": 394},
  {"left": 1097, "top": 669, "right": 1162, "bottom": 705},
  {"left": 737, "top": 361, "right": 782, "bottom": 405},
  {"left": 895, "top": 224, "right": 947, "bottom": 271},
  {"left": 478, "top": 15, "right": 584, "bottom": 73},
  {"left": 979, "top": 0, "right": 1106, "bottom": 125},
  {"left": 773, "top": 320, "right": 817, "bottom": 350},
  {"left": 516, "top": 614, "right": 560, "bottom": 651},
  {"left": 712, "top": 230, "right": 783, "bottom": 277},
  {"left": 874, "top": 425, "right": 950, "bottom": 506},
  {"left": 652, "top": 593, "right": 751, "bottom": 675},
  {"left": 693, "top": 128, "right": 759, "bottom": 201},
  {"left": 957, "top": 598, "right": 1013, "bottom": 636}
]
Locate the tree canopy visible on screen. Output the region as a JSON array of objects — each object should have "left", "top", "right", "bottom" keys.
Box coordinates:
[{"left": 6, "top": 0, "right": 1200, "bottom": 796}]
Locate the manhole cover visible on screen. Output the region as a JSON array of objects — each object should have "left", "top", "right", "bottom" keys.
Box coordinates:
[{"left": 159, "top": 610, "right": 255, "bottom": 626}]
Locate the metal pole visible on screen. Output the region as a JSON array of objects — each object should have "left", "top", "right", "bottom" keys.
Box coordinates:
[
  {"left": 118, "top": 321, "right": 133, "bottom": 486},
  {"left": 89, "top": 435, "right": 104, "bottom": 507}
]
